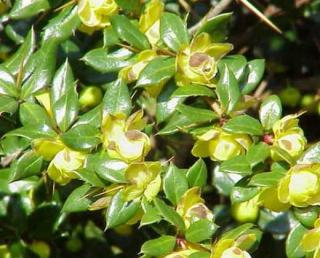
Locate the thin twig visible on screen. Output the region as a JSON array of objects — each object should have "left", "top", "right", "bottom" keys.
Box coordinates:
[{"left": 188, "top": 0, "right": 233, "bottom": 35}]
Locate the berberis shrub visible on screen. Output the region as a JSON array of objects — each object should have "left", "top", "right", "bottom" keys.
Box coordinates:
[{"left": 0, "top": 0, "right": 319, "bottom": 258}]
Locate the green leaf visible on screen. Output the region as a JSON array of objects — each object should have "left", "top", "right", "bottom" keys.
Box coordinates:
[
  {"left": 190, "top": 252, "right": 211, "bottom": 258},
  {"left": 160, "top": 12, "right": 189, "bottom": 52},
  {"left": 140, "top": 206, "right": 161, "bottom": 227},
  {"left": 141, "top": 235, "right": 176, "bottom": 256},
  {"left": 5, "top": 124, "right": 57, "bottom": 140},
  {"left": 9, "top": 0, "right": 51, "bottom": 20},
  {"left": 231, "top": 185, "right": 260, "bottom": 203},
  {"left": 19, "top": 102, "right": 51, "bottom": 127},
  {"left": 10, "top": 151, "right": 43, "bottom": 181},
  {"left": 0, "top": 65, "right": 18, "bottom": 97},
  {"left": 219, "top": 55, "right": 247, "bottom": 81},
  {"left": 41, "top": 5, "right": 81, "bottom": 43},
  {"left": 246, "top": 142, "right": 270, "bottom": 167},
  {"left": 286, "top": 224, "right": 308, "bottom": 258},
  {"left": 223, "top": 115, "right": 263, "bottom": 136},
  {"left": 114, "top": 0, "right": 142, "bottom": 14},
  {"left": 220, "top": 155, "right": 252, "bottom": 175},
  {"left": 213, "top": 166, "right": 244, "bottom": 196},
  {"left": 163, "top": 164, "right": 188, "bottom": 205},
  {"left": 95, "top": 159, "right": 127, "bottom": 184},
  {"left": 153, "top": 198, "right": 185, "bottom": 232},
  {"left": 195, "top": 12, "right": 232, "bottom": 42},
  {"left": 186, "top": 159, "right": 208, "bottom": 188},
  {"left": 105, "top": 191, "right": 140, "bottom": 229},
  {"left": 82, "top": 48, "right": 134, "bottom": 73},
  {"left": 74, "top": 168, "right": 105, "bottom": 187},
  {"left": 186, "top": 219, "right": 217, "bottom": 243},
  {"left": 137, "top": 57, "right": 176, "bottom": 87},
  {"left": 111, "top": 15, "right": 150, "bottom": 50},
  {"left": 171, "top": 84, "right": 215, "bottom": 98},
  {"left": 293, "top": 207, "right": 319, "bottom": 228},
  {"left": 158, "top": 105, "right": 218, "bottom": 135},
  {"left": 216, "top": 65, "right": 241, "bottom": 114},
  {"left": 259, "top": 95, "right": 282, "bottom": 130},
  {"left": 0, "top": 95, "right": 18, "bottom": 114},
  {"left": 102, "top": 79, "right": 132, "bottom": 117},
  {"left": 61, "top": 124, "right": 101, "bottom": 151},
  {"left": 297, "top": 142, "right": 320, "bottom": 165},
  {"left": 241, "top": 59, "right": 265, "bottom": 95},
  {"left": 75, "top": 104, "right": 102, "bottom": 128},
  {"left": 4, "top": 28, "right": 36, "bottom": 75},
  {"left": 21, "top": 41, "right": 58, "bottom": 99},
  {"left": 103, "top": 26, "right": 120, "bottom": 48},
  {"left": 249, "top": 171, "right": 286, "bottom": 187},
  {"left": 222, "top": 223, "right": 254, "bottom": 240},
  {"left": 62, "top": 184, "right": 92, "bottom": 213}
]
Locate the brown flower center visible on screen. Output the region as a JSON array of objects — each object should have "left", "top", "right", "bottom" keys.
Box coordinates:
[{"left": 189, "top": 52, "right": 210, "bottom": 67}]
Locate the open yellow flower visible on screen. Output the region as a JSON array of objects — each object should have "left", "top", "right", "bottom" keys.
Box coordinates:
[
  {"left": 221, "top": 247, "right": 251, "bottom": 258},
  {"left": 122, "top": 162, "right": 161, "bottom": 201},
  {"left": 277, "top": 164, "right": 320, "bottom": 207},
  {"left": 271, "top": 114, "right": 306, "bottom": 161},
  {"left": 191, "top": 127, "right": 252, "bottom": 161},
  {"left": 78, "top": 0, "right": 118, "bottom": 28},
  {"left": 177, "top": 187, "right": 213, "bottom": 228},
  {"left": 139, "top": 0, "right": 164, "bottom": 46},
  {"left": 33, "top": 137, "right": 65, "bottom": 161},
  {"left": 102, "top": 111, "right": 151, "bottom": 163},
  {"left": 176, "top": 33, "right": 233, "bottom": 87},
  {"left": 47, "top": 148, "right": 86, "bottom": 185},
  {"left": 301, "top": 218, "right": 320, "bottom": 258}
]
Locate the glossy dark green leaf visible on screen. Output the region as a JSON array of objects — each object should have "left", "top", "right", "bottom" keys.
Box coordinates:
[
  {"left": 286, "top": 224, "right": 308, "bottom": 258},
  {"left": 222, "top": 223, "right": 254, "bottom": 240},
  {"left": 249, "top": 171, "right": 285, "bottom": 187},
  {"left": 154, "top": 198, "right": 185, "bottom": 232},
  {"left": 5, "top": 124, "right": 57, "bottom": 140},
  {"left": 259, "top": 95, "right": 282, "bottom": 130},
  {"left": 160, "top": 12, "right": 189, "bottom": 52},
  {"left": 61, "top": 124, "right": 101, "bottom": 151},
  {"left": 9, "top": 0, "right": 51, "bottom": 20},
  {"left": 21, "top": 41, "right": 58, "bottom": 99},
  {"left": 195, "top": 12, "right": 232, "bottom": 42},
  {"left": 140, "top": 206, "right": 161, "bottom": 227},
  {"left": 62, "top": 184, "right": 92, "bottom": 213},
  {"left": 42, "top": 5, "right": 81, "bottom": 43},
  {"left": 4, "top": 28, "right": 36, "bottom": 75},
  {"left": 102, "top": 79, "right": 132, "bottom": 117},
  {"left": 171, "top": 84, "right": 215, "bottom": 98},
  {"left": 82, "top": 48, "right": 134, "bottom": 73},
  {"left": 19, "top": 102, "right": 51, "bottom": 127},
  {"left": 163, "top": 164, "right": 188, "bottom": 205},
  {"left": 297, "top": 142, "right": 320, "bottom": 165},
  {"left": 10, "top": 151, "right": 43, "bottom": 181},
  {"left": 231, "top": 185, "right": 260, "bottom": 203},
  {"left": 105, "top": 191, "right": 140, "bottom": 229},
  {"left": 75, "top": 104, "right": 102, "bottom": 128},
  {"left": 0, "top": 95, "right": 18, "bottom": 114},
  {"left": 141, "top": 235, "right": 176, "bottom": 256},
  {"left": 219, "top": 55, "right": 247, "bottom": 81},
  {"left": 0, "top": 65, "right": 17, "bottom": 97},
  {"left": 111, "top": 15, "right": 150, "bottom": 50},
  {"left": 137, "top": 57, "right": 176, "bottom": 87},
  {"left": 246, "top": 142, "right": 270, "bottom": 167},
  {"left": 241, "top": 59, "right": 265, "bottom": 95},
  {"left": 216, "top": 65, "right": 241, "bottom": 114},
  {"left": 186, "top": 159, "right": 208, "bottom": 188},
  {"left": 103, "top": 27, "right": 120, "bottom": 47},
  {"left": 74, "top": 168, "right": 105, "bottom": 187},
  {"left": 220, "top": 155, "right": 252, "bottom": 175},
  {"left": 95, "top": 159, "right": 127, "bottom": 184},
  {"left": 213, "top": 166, "right": 244, "bottom": 196},
  {"left": 223, "top": 115, "right": 263, "bottom": 136},
  {"left": 186, "top": 219, "right": 217, "bottom": 243},
  {"left": 158, "top": 105, "right": 218, "bottom": 135},
  {"left": 293, "top": 207, "right": 319, "bottom": 228}
]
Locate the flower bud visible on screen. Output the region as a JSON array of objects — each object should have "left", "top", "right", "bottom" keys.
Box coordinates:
[
  {"left": 191, "top": 128, "right": 252, "bottom": 161},
  {"left": 278, "top": 164, "right": 320, "bottom": 207},
  {"left": 301, "top": 94, "right": 317, "bottom": 113},
  {"left": 33, "top": 138, "right": 65, "bottom": 161},
  {"left": 79, "top": 86, "right": 103, "bottom": 110},
  {"left": 47, "top": 148, "right": 86, "bottom": 185},
  {"left": 176, "top": 33, "right": 232, "bottom": 87},
  {"left": 231, "top": 199, "right": 259, "bottom": 223},
  {"left": 279, "top": 87, "right": 301, "bottom": 108},
  {"left": 221, "top": 247, "right": 252, "bottom": 258},
  {"left": 102, "top": 111, "right": 150, "bottom": 163},
  {"left": 271, "top": 115, "right": 306, "bottom": 161},
  {"left": 78, "top": 0, "right": 118, "bottom": 28}
]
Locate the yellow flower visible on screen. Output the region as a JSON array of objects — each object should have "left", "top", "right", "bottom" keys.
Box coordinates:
[
  {"left": 231, "top": 198, "right": 259, "bottom": 223},
  {"left": 47, "top": 148, "right": 86, "bottom": 185},
  {"left": 221, "top": 247, "right": 252, "bottom": 258},
  {"left": 278, "top": 164, "right": 320, "bottom": 207},
  {"left": 301, "top": 218, "right": 320, "bottom": 258},
  {"left": 177, "top": 187, "right": 214, "bottom": 228},
  {"left": 122, "top": 161, "right": 161, "bottom": 201},
  {"left": 272, "top": 114, "right": 306, "bottom": 161},
  {"left": 33, "top": 138, "right": 65, "bottom": 161},
  {"left": 102, "top": 111, "right": 151, "bottom": 163},
  {"left": 258, "top": 186, "right": 290, "bottom": 212},
  {"left": 139, "top": 0, "right": 164, "bottom": 46},
  {"left": 176, "top": 33, "right": 233, "bottom": 87},
  {"left": 191, "top": 128, "right": 252, "bottom": 161},
  {"left": 78, "top": 0, "right": 118, "bottom": 28}
]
